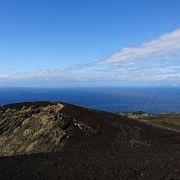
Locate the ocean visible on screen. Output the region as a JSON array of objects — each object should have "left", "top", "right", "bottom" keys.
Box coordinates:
[{"left": 0, "top": 87, "right": 180, "bottom": 113}]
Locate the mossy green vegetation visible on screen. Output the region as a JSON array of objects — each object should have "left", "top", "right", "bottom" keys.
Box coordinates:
[
  {"left": 150, "top": 118, "right": 180, "bottom": 126},
  {"left": 129, "top": 139, "right": 149, "bottom": 147},
  {"left": 118, "top": 112, "right": 180, "bottom": 131}
]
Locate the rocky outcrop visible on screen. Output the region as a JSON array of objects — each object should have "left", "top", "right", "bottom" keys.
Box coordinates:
[{"left": 0, "top": 103, "right": 100, "bottom": 156}]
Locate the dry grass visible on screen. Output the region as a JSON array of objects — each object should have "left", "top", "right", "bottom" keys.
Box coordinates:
[{"left": 0, "top": 104, "right": 67, "bottom": 156}]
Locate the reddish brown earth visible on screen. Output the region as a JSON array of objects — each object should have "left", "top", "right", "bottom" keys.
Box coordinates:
[{"left": 0, "top": 101, "right": 179, "bottom": 180}]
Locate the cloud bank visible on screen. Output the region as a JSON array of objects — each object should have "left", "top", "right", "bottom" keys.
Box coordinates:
[{"left": 1, "top": 28, "right": 180, "bottom": 86}]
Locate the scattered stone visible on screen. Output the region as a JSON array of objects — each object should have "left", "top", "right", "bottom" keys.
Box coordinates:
[{"left": 57, "top": 114, "right": 72, "bottom": 130}]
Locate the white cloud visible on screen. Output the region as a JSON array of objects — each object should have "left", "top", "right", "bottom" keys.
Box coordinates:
[
  {"left": 98, "top": 28, "right": 180, "bottom": 65},
  {"left": 2, "top": 66, "right": 180, "bottom": 84},
  {"left": 1, "top": 28, "right": 180, "bottom": 85}
]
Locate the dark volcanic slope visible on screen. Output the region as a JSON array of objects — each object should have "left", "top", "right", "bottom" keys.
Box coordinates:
[{"left": 0, "top": 101, "right": 179, "bottom": 180}]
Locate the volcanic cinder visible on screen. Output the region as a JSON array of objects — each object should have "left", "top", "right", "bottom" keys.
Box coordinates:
[{"left": 0, "top": 101, "right": 179, "bottom": 180}]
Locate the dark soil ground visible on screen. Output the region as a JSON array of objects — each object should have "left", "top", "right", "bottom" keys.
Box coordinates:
[{"left": 0, "top": 101, "right": 179, "bottom": 180}]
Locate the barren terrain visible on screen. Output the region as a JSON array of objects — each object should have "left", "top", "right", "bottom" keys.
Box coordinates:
[{"left": 0, "top": 101, "right": 179, "bottom": 180}]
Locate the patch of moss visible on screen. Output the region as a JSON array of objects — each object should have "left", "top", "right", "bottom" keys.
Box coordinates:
[
  {"left": 150, "top": 119, "right": 180, "bottom": 126},
  {"left": 129, "top": 139, "right": 148, "bottom": 147}
]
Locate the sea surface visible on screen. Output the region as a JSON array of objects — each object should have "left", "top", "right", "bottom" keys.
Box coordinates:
[{"left": 0, "top": 87, "right": 180, "bottom": 113}]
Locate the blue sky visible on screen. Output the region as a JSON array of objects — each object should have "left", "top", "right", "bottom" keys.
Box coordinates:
[{"left": 0, "top": 0, "right": 180, "bottom": 87}]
